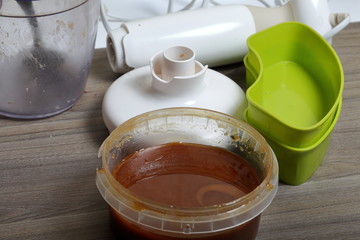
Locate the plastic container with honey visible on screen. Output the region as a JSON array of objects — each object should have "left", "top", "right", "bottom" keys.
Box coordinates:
[{"left": 96, "top": 108, "right": 278, "bottom": 240}]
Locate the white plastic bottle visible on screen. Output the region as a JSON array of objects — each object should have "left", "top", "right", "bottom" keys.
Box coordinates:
[{"left": 105, "top": 0, "right": 349, "bottom": 73}]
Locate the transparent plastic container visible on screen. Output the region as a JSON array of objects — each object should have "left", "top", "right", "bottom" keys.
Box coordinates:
[
  {"left": 0, "top": 0, "right": 100, "bottom": 119},
  {"left": 96, "top": 108, "right": 278, "bottom": 240}
]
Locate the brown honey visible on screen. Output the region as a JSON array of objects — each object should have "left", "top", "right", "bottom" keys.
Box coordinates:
[{"left": 110, "top": 142, "right": 262, "bottom": 240}]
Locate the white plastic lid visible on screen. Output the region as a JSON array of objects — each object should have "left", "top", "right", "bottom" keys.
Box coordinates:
[{"left": 102, "top": 46, "right": 247, "bottom": 132}]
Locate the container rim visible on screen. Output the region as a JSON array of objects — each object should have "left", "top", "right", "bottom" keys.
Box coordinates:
[
  {"left": 0, "top": 0, "right": 89, "bottom": 18},
  {"left": 244, "top": 99, "right": 342, "bottom": 152}
]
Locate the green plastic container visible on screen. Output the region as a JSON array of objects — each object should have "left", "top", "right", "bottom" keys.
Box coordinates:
[
  {"left": 245, "top": 22, "right": 344, "bottom": 148},
  {"left": 243, "top": 55, "right": 257, "bottom": 87},
  {"left": 244, "top": 99, "right": 341, "bottom": 185}
]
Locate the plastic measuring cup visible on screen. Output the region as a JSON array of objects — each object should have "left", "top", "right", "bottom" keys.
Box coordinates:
[{"left": 0, "top": 0, "right": 100, "bottom": 119}]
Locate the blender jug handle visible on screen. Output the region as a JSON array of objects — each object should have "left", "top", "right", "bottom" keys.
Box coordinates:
[{"left": 323, "top": 13, "right": 351, "bottom": 41}]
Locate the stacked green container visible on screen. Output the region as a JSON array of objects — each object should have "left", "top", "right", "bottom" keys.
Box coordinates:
[{"left": 243, "top": 22, "right": 344, "bottom": 185}]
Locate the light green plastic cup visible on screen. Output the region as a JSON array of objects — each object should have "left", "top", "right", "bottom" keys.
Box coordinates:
[
  {"left": 243, "top": 55, "right": 257, "bottom": 88},
  {"left": 245, "top": 22, "right": 344, "bottom": 148},
  {"left": 244, "top": 99, "right": 341, "bottom": 185}
]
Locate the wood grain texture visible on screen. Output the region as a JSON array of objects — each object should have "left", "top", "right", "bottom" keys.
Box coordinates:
[{"left": 1, "top": 23, "right": 359, "bottom": 240}]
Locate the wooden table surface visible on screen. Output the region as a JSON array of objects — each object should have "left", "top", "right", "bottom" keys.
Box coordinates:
[{"left": 1, "top": 22, "right": 359, "bottom": 240}]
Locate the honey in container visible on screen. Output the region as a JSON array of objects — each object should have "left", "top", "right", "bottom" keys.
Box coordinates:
[{"left": 96, "top": 108, "right": 278, "bottom": 240}]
